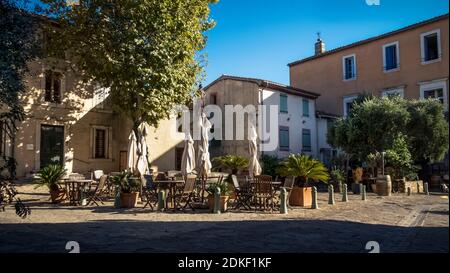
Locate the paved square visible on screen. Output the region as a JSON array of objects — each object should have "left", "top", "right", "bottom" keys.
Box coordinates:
[{"left": 0, "top": 183, "right": 448, "bottom": 253}]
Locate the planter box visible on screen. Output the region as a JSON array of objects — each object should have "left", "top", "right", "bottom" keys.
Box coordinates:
[
  {"left": 50, "top": 189, "right": 66, "bottom": 204},
  {"left": 207, "top": 195, "right": 229, "bottom": 212},
  {"left": 289, "top": 186, "right": 312, "bottom": 207},
  {"left": 120, "top": 192, "right": 139, "bottom": 208}
]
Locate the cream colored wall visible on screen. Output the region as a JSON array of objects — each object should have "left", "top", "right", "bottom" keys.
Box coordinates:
[
  {"left": 289, "top": 18, "right": 449, "bottom": 116},
  {"left": 204, "top": 79, "right": 260, "bottom": 159},
  {"left": 14, "top": 58, "right": 182, "bottom": 177},
  {"left": 14, "top": 59, "right": 133, "bottom": 178},
  {"left": 146, "top": 117, "right": 184, "bottom": 173}
]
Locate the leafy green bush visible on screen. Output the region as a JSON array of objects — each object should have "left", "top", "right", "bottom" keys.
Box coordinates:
[
  {"left": 206, "top": 181, "right": 233, "bottom": 196},
  {"left": 111, "top": 171, "right": 141, "bottom": 193}
]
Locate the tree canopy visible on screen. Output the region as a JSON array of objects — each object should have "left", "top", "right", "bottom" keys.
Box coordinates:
[
  {"left": 328, "top": 96, "right": 449, "bottom": 173},
  {"left": 39, "top": 0, "right": 217, "bottom": 128}
]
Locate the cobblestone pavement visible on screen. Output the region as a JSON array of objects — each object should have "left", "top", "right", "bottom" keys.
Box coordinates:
[{"left": 0, "top": 183, "right": 448, "bottom": 253}]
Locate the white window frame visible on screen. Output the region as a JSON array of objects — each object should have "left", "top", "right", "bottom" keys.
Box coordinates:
[
  {"left": 419, "top": 79, "right": 448, "bottom": 111},
  {"left": 382, "top": 41, "right": 400, "bottom": 72},
  {"left": 343, "top": 95, "right": 358, "bottom": 117},
  {"left": 420, "top": 29, "right": 442, "bottom": 65},
  {"left": 382, "top": 87, "right": 404, "bottom": 98},
  {"left": 342, "top": 54, "right": 357, "bottom": 81}
]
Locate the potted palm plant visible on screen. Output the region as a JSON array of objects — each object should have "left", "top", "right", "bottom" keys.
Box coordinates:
[
  {"left": 34, "top": 164, "right": 67, "bottom": 204},
  {"left": 111, "top": 171, "right": 141, "bottom": 208},
  {"left": 212, "top": 155, "right": 249, "bottom": 175},
  {"left": 277, "top": 154, "right": 329, "bottom": 207},
  {"left": 206, "top": 181, "right": 232, "bottom": 212}
]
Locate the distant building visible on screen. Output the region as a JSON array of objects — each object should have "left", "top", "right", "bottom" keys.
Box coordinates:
[
  {"left": 289, "top": 14, "right": 449, "bottom": 117},
  {"left": 203, "top": 75, "right": 332, "bottom": 162}
]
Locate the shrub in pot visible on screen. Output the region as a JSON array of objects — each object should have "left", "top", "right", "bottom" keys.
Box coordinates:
[
  {"left": 34, "top": 164, "right": 67, "bottom": 204},
  {"left": 111, "top": 171, "right": 141, "bottom": 208},
  {"left": 206, "top": 180, "right": 232, "bottom": 212},
  {"left": 330, "top": 167, "right": 345, "bottom": 193},
  {"left": 277, "top": 154, "right": 329, "bottom": 207}
]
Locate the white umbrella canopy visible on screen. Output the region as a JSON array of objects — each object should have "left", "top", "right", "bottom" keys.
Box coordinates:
[
  {"left": 136, "top": 122, "right": 150, "bottom": 176},
  {"left": 181, "top": 132, "right": 196, "bottom": 178},
  {"left": 127, "top": 130, "right": 138, "bottom": 173},
  {"left": 248, "top": 123, "right": 262, "bottom": 177},
  {"left": 197, "top": 113, "right": 212, "bottom": 178}
]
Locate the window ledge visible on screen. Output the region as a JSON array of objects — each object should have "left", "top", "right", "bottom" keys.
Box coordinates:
[
  {"left": 421, "top": 58, "right": 442, "bottom": 65},
  {"left": 343, "top": 77, "right": 356, "bottom": 82},
  {"left": 88, "top": 158, "right": 113, "bottom": 162},
  {"left": 384, "top": 67, "right": 400, "bottom": 73}
]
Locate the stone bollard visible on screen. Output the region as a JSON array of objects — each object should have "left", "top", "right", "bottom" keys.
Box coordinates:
[
  {"left": 362, "top": 185, "right": 367, "bottom": 201},
  {"left": 424, "top": 182, "right": 429, "bottom": 195},
  {"left": 280, "top": 188, "right": 288, "bottom": 214},
  {"left": 407, "top": 187, "right": 411, "bottom": 196},
  {"left": 328, "top": 185, "right": 335, "bottom": 205},
  {"left": 342, "top": 184, "right": 348, "bottom": 202},
  {"left": 213, "top": 187, "right": 221, "bottom": 214},
  {"left": 311, "top": 186, "right": 319, "bottom": 209},
  {"left": 114, "top": 187, "right": 121, "bottom": 208},
  {"left": 157, "top": 190, "right": 166, "bottom": 211}
]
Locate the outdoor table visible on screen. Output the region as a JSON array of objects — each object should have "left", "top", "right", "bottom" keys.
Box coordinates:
[
  {"left": 62, "top": 179, "right": 93, "bottom": 206},
  {"left": 153, "top": 180, "right": 185, "bottom": 210}
]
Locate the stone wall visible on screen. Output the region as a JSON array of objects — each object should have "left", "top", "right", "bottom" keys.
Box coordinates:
[{"left": 395, "top": 180, "right": 424, "bottom": 193}]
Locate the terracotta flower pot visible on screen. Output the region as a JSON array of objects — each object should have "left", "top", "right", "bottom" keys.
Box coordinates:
[
  {"left": 207, "top": 195, "right": 229, "bottom": 212},
  {"left": 50, "top": 189, "right": 66, "bottom": 204},
  {"left": 289, "top": 186, "right": 312, "bottom": 207},
  {"left": 120, "top": 192, "right": 139, "bottom": 208}
]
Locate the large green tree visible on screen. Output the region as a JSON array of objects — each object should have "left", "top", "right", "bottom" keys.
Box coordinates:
[
  {"left": 39, "top": 0, "right": 217, "bottom": 132},
  {"left": 1, "top": 0, "right": 39, "bottom": 217},
  {"left": 328, "top": 95, "right": 449, "bottom": 176}
]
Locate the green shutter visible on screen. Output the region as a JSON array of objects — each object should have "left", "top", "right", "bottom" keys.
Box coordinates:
[
  {"left": 279, "top": 127, "right": 289, "bottom": 151},
  {"left": 280, "top": 94, "right": 288, "bottom": 113},
  {"left": 302, "top": 129, "right": 311, "bottom": 151},
  {"left": 302, "top": 99, "right": 309, "bottom": 117}
]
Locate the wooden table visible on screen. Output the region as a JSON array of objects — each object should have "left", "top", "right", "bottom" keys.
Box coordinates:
[
  {"left": 62, "top": 179, "right": 93, "bottom": 206},
  {"left": 153, "top": 180, "right": 185, "bottom": 210}
]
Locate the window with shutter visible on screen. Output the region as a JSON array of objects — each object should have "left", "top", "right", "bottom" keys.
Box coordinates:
[
  {"left": 94, "top": 129, "right": 107, "bottom": 158},
  {"left": 279, "top": 127, "right": 289, "bottom": 151},
  {"left": 302, "top": 129, "right": 312, "bottom": 152}
]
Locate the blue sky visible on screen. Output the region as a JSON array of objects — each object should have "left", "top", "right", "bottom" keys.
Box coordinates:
[{"left": 202, "top": 0, "right": 449, "bottom": 85}]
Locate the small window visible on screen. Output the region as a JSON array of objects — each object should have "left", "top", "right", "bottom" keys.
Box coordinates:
[
  {"left": 423, "top": 88, "right": 444, "bottom": 104},
  {"left": 94, "top": 128, "right": 107, "bottom": 159},
  {"left": 343, "top": 96, "right": 357, "bottom": 117},
  {"left": 421, "top": 29, "right": 441, "bottom": 63},
  {"left": 302, "top": 99, "right": 309, "bottom": 117},
  {"left": 279, "top": 127, "right": 289, "bottom": 151},
  {"left": 343, "top": 55, "right": 356, "bottom": 80},
  {"left": 44, "top": 70, "right": 62, "bottom": 103},
  {"left": 210, "top": 94, "right": 217, "bottom": 104},
  {"left": 383, "top": 42, "right": 399, "bottom": 71},
  {"left": 302, "top": 129, "right": 312, "bottom": 152},
  {"left": 280, "top": 94, "right": 288, "bottom": 113}
]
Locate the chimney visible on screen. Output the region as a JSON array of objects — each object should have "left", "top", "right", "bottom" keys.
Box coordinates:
[{"left": 314, "top": 32, "right": 326, "bottom": 55}]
